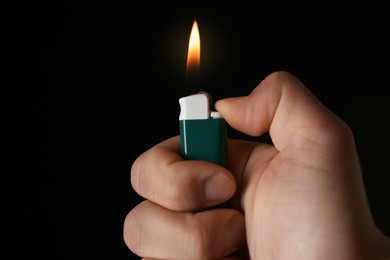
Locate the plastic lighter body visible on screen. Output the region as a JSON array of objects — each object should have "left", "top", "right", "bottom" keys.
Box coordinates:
[{"left": 179, "top": 92, "right": 228, "bottom": 168}]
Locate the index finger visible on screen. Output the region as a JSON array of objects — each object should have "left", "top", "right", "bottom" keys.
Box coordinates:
[{"left": 131, "top": 136, "right": 236, "bottom": 212}]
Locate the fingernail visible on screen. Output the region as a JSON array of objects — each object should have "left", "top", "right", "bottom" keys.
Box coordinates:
[{"left": 204, "top": 173, "right": 234, "bottom": 202}]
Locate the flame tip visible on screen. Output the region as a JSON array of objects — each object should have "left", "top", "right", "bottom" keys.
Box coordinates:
[{"left": 186, "top": 18, "right": 201, "bottom": 71}]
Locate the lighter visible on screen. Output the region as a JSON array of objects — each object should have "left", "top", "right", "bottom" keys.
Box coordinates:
[{"left": 179, "top": 92, "right": 228, "bottom": 168}]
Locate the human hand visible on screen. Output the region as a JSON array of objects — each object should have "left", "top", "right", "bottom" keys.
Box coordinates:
[{"left": 124, "top": 71, "right": 390, "bottom": 259}]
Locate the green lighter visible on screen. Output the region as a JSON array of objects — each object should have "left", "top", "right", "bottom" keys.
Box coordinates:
[{"left": 179, "top": 92, "right": 228, "bottom": 168}]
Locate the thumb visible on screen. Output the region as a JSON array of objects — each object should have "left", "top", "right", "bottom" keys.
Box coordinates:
[{"left": 215, "top": 71, "right": 350, "bottom": 152}]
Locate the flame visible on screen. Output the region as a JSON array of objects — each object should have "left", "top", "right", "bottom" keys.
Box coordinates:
[{"left": 186, "top": 20, "right": 200, "bottom": 72}]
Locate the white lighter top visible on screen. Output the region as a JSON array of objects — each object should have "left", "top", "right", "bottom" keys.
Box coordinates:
[{"left": 179, "top": 92, "right": 223, "bottom": 120}]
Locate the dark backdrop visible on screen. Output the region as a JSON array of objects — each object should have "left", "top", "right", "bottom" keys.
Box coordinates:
[{"left": 8, "top": 1, "right": 390, "bottom": 259}]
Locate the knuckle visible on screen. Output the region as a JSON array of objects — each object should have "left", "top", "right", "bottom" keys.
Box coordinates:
[
  {"left": 166, "top": 181, "right": 196, "bottom": 211},
  {"left": 190, "top": 226, "right": 213, "bottom": 259},
  {"left": 265, "top": 70, "right": 298, "bottom": 87},
  {"left": 167, "top": 185, "right": 185, "bottom": 208},
  {"left": 130, "top": 153, "right": 145, "bottom": 193},
  {"left": 123, "top": 201, "right": 152, "bottom": 256},
  {"left": 187, "top": 214, "right": 223, "bottom": 260},
  {"left": 123, "top": 209, "right": 142, "bottom": 255}
]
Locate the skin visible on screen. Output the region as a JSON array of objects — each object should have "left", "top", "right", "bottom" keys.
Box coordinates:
[{"left": 123, "top": 71, "right": 390, "bottom": 259}]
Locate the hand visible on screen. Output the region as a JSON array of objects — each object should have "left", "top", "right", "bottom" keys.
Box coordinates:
[{"left": 123, "top": 71, "right": 390, "bottom": 259}]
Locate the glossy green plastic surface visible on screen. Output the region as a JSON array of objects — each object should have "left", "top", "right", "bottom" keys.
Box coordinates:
[{"left": 180, "top": 118, "right": 228, "bottom": 167}]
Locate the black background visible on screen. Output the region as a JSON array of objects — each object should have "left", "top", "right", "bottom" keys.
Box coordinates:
[{"left": 6, "top": 1, "right": 390, "bottom": 259}]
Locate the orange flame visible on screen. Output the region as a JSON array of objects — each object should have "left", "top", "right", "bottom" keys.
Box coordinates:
[{"left": 186, "top": 20, "right": 200, "bottom": 72}]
